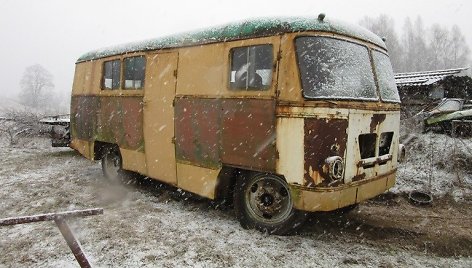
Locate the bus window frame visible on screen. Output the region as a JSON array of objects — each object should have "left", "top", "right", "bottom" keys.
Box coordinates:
[
  {"left": 294, "top": 35, "right": 379, "bottom": 102},
  {"left": 228, "top": 44, "right": 274, "bottom": 91},
  {"left": 101, "top": 59, "right": 122, "bottom": 90},
  {"left": 224, "top": 36, "right": 281, "bottom": 98},
  {"left": 99, "top": 53, "right": 146, "bottom": 96},
  {"left": 370, "top": 48, "right": 401, "bottom": 103},
  {"left": 122, "top": 55, "right": 147, "bottom": 90}
]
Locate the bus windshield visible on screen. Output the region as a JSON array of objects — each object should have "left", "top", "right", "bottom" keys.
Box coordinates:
[
  {"left": 295, "top": 36, "right": 399, "bottom": 102},
  {"left": 372, "top": 51, "right": 401, "bottom": 102}
]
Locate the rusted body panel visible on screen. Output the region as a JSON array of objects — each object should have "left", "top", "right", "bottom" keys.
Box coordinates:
[
  {"left": 304, "top": 118, "right": 348, "bottom": 186},
  {"left": 70, "top": 96, "right": 144, "bottom": 152},
  {"left": 275, "top": 105, "right": 400, "bottom": 191},
  {"left": 175, "top": 98, "right": 221, "bottom": 168},
  {"left": 175, "top": 97, "right": 277, "bottom": 171},
  {"left": 70, "top": 96, "right": 98, "bottom": 142},
  {"left": 220, "top": 98, "right": 277, "bottom": 171}
]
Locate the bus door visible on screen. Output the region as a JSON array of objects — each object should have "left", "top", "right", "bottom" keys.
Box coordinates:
[{"left": 143, "top": 52, "right": 179, "bottom": 185}]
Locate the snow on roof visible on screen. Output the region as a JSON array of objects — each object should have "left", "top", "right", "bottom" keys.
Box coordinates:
[
  {"left": 394, "top": 67, "right": 469, "bottom": 87},
  {"left": 77, "top": 16, "right": 386, "bottom": 63}
]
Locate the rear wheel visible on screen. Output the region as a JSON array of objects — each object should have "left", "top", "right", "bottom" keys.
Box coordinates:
[
  {"left": 101, "top": 147, "right": 128, "bottom": 183},
  {"left": 234, "top": 172, "right": 306, "bottom": 235}
]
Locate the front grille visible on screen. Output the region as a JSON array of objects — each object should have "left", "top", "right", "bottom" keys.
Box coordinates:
[
  {"left": 358, "top": 132, "right": 394, "bottom": 168},
  {"left": 379, "top": 132, "right": 393, "bottom": 156},
  {"left": 359, "top": 133, "right": 376, "bottom": 159}
]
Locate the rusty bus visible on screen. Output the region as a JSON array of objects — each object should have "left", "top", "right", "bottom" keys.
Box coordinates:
[{"left": 70, "top": 15, "right": 403, "bottom": 234}]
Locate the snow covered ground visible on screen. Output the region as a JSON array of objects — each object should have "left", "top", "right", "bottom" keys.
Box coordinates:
[
  {"left": 0, "top": 135, "right": 471, "bottom": 267},
  {"left": 395, "top": 129, "right": 472, "bottom": 201}
]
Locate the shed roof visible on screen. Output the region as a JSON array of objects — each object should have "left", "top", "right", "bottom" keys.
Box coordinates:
[
  {"left": 394, "top": 67, "right": 469, "bottom": 87},
  {"left": 77, "top": 16, "right": 386, "bottom": 63}
]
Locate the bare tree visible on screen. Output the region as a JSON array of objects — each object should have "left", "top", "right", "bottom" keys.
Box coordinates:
[
  {"left": 401, "top": 17, "right": 430, "bottom": 72},
  {"left": 450, "top": 25, "right": 471, "bottom": 68},
  {"left": 428, "top": 24, "right": 451, "bottom": 70},
  {"left": 19, "top": 64, "right": 54, "bottom": 109},
  {"left": 359, "top": 14, "right": 404, "bottom": 72}
]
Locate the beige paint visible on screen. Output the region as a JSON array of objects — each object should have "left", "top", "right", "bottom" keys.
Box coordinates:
[
  {"left": 70, "top": 138, "right": 93, "bottom": 160},
  {"left": 276, "top": 117, "right": 304, "bottom": 185},
  {"left": 72, "top": 64, "right": 85, "bottom": 95},
  {"left": 143, "top": 52, "right": 178, "bottom": 185},
  {"left": 120, "top": 148, "right": 147, "bottom": 175},
  {"left": 72, "top": 53, "right": 148, "bottom": 97},
  {"left": 356, "top": 177, "right": 388, "bottom": 202},
  {"left": 344, "top": 111, "right": 400, "bottom": 183},
  {"left": 176, "top": 163, "right": 220, "bottom": 199},
  {"left": 292, "top": 172, "right": 395, "bottom": 212},
  {"left": 175, "top": 36, "right": 280, "bottom": 99}
]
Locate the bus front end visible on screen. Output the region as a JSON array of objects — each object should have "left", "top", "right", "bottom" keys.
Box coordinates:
[{"left": 276, "top": 34, "right": 402, "bottom": 212}]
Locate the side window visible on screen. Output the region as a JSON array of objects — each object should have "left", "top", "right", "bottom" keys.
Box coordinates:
[
  {"left": 103, "top": 60, "right": 121, "bottom": 89},
  {"left": 229, "top": 44, "right": 273, "bottom": 90},
  {"left": 124, "top": 56, "right": 146, "bottom": 89}
]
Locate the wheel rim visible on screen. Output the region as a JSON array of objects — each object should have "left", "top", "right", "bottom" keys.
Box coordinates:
[
  {"left": 245, "top": 175, "right": 293, "bottom": 225},
  {"left": 104, "top": 151, "right": 121, "bottom": 180}
]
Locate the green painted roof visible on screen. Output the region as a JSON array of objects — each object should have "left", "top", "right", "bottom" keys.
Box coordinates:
[{"left": 77, "top": 16, "right": 386, "bottom": 63}]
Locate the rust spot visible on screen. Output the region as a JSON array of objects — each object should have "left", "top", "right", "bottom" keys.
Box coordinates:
[
  {"left": 174, "top": 98, "right": 277, "bottom": 171},
  {"left": 71, "top": 96, "right": 98, "bottom": 141},
  {"left": 71, "top": 95, "right": 144, "bottom": 151},
  {"left": 221, "top": 99, "right": 277, "bottom": 171},
  {"left": 121, "top": 97, "right": 144, "bottom": 150},
  {"left": 175, "top": 98, "right": 221, "bottom": 168},
  {"left": 304, "top": 118, "right": 348, "bottom": 186},
  {"left": 370, "top": 114, "right": 386, "bottom": 133}
]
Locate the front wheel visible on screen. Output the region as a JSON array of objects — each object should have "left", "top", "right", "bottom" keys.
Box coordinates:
[{"left": 233, "top": 172, "right": 306, "bottom": 235}]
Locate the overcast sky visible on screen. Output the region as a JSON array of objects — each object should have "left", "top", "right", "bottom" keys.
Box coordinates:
[{"left": 1, "top": 0, "right": 471, "bottom": 99}]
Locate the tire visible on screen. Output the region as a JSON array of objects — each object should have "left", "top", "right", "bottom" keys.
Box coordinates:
[
  {"left": 101, "top": 146, "right": 128, "bottom": 183},
  {"left": 233, "top": 172, "right": 306, "bottom": 235}
]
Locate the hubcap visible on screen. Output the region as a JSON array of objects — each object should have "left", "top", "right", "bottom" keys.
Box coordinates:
[{"left": 245, "top": 175, "right": 292, "bottom": 224}]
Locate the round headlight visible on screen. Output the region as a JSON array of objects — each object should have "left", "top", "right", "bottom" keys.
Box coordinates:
[{"left": 324, "top": 156, "right": 344, "bottom": 180}]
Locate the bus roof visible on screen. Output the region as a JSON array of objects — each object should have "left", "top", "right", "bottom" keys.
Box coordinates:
[{"left": 77, "top": 16, "right": 386, "bottom": 63}]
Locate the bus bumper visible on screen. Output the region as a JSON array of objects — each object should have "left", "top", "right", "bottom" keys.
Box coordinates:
[{"left": 289, "top": 171, "right": 396, "bottom": 212}]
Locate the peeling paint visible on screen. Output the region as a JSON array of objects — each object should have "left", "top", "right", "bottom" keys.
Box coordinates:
[{"left": 304, "top": 118, "right": 348, "bottom": 186}]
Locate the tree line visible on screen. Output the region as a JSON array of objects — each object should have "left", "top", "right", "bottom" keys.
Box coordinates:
[{"left": 359, "top": 15, "right": 471, "bottom": 73}]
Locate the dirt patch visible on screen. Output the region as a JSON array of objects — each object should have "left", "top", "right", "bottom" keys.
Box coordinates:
[{"left": 299, "top": 194, "right": 471, "bottom": 258}]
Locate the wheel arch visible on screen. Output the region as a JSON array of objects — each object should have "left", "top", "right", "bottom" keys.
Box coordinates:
[
  {"left": 214, "top": 166, "right": 288, "bottom": 203},
  {"left": 93, "top": 141, "right": 119, "bottom": 160}
]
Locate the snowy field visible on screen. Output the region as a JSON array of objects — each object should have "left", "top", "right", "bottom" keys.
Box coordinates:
[{"left": 0, "top": 135, "right": 471, "bottom": 267}]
